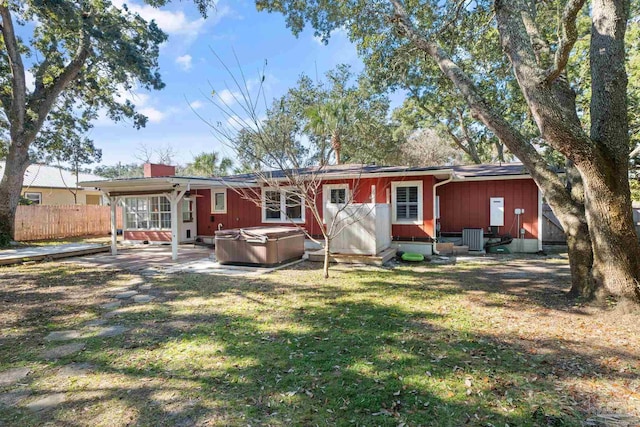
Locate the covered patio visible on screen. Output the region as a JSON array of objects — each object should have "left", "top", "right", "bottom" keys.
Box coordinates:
[{"left": 81, "top": 171, "right": 253, "bottom": 261}]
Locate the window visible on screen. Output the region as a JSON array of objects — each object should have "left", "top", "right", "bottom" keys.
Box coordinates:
[
  {"left": 262, "top": 188, "right": 305, "bottom": 223},
  {"left": 322, "top": 184, "right": 350, "bottom": 224},
  {"left": 125, "top": 196, "right": 171, "bottom": 230},
  {"left": 211, "top": 189, "right": 226, "bottom": 213},
  {"left": 285, "top": 192, "right": 303, "bottom": 220},
  {"left": 182, "top": 199, "right": 194, "bottom": 222},
  {"left": 264, "top": 190, "right": 282, "bottom": 220},
  {"left": 330, "top": 188, "right": 347, "bottom": 204},
  {"left": 23, "top": 192, "right": 42, "bottom": 205},
  {"left": 391, "top": 181, "right": 423, "bottom": 224}
]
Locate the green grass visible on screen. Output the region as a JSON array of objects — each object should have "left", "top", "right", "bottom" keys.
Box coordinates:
[{"left": 0, "top": 260, "right": 637, "bottom": 426}]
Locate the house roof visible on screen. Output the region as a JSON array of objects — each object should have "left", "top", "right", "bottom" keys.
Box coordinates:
[
  {"left": 451, "top": 163, "right": 531, "bottom": 178},
  {"left": 223, "top": 162, "right": 535, "bottom": 181},
  {"left": 0, "top": 161, "right": 106, "bottom": 190},
  {"left": 79, "top": 162, "right": 542, "bottom": 195}
]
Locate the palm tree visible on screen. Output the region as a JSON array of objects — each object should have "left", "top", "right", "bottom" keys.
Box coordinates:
[
  {"left": 305, "top": 99, "right": 357, "bottom": 165},
  {"left": 186, "top": 151, "right": 233, "bottom": 177}
]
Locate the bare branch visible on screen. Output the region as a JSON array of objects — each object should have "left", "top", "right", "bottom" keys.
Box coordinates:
[{"left": 544, "top": 0, "right": 586, "bottom": 84}]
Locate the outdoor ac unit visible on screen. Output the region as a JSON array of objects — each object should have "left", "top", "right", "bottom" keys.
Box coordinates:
[{"left": 462, "top": 228, "right": 484, "bottom": 251}]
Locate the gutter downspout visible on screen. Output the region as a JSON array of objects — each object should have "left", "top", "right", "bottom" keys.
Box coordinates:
[{"left": 432, "top": 174, "right": 454, "bottom": 255}]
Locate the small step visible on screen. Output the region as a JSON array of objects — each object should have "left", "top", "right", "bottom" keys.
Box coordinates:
[{"left": 452, "top": 245, "right": 469, "bottom": 254}]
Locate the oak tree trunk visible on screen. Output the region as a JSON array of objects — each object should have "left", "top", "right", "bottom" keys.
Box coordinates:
[
  {"left": 0, "top": 137, "right": 31, "bottom": 242},
  {"left": 581, "top": 0, "right": 640, "bottom": 302},
  {"left": 580, "top": 161, "right": 640, "bottom": 301},
  {"left": 555, "top": 208, "right": 595, "bottom": 298}
]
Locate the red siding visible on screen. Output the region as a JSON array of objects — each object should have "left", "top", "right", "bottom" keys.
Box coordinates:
[
  {"left": 436, "top": 178, "right": 539, "bottom": 239},
  {"left": 124, "top": 230, "right": 171, "bottom": 241},
  {"left": 194, "top": 175, "right": 437, "bottom": 240},
  {"left": 194, "top": 189, "right": 262, "bottom": 236}
]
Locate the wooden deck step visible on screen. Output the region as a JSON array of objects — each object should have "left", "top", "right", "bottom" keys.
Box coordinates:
[{"left": 308, "top": 247, "right": 397, "bottom": 266}]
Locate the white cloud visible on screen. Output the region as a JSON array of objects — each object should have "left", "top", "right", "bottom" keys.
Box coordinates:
[
  {"left": 94, "top": 85, "right": 167, "bottom": 126},
  {"left": 176, "top": 54, "right": 193, "bottom": 71},
  {"left": 189, "top": 100, "right": 204, "bottom": 110},
  {"left": 139, "top": 107, "right": 166, "bottom": 123},
  {"left": 116, "top": 86, "right": 150, "bottom": 107},
  {"left": 111, "top": 0, "right": 206, "bottom": 38},
  {"left": 217, "top": 89, "right": 241, "bottom": 105},
  {"left": 312, "top": 27, "right": 347, "bottom": 45}
]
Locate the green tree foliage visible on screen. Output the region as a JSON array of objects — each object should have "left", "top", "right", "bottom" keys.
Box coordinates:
[
  {"left": 180, "top": 151, "right": 233, "bottom": 177},
  {"left": 233, "top": 65, "right": 400, "bottom": 170},
  {"left": 0, "top": 0, "right": 211, "bottom": 241},
  {"left": 254, "top": 0, "right": 640, "bottom": 302},
  {"left": 93, "top": 162, "right": 144, "bottom": 179}
]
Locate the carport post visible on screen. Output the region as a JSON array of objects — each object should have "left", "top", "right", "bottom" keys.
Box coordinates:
[
  {"left": 109, "top": 196, "right": 118, "bottom": 256},
  {"left": 170, "top": 189, "right": 187, "bottom": 261}
]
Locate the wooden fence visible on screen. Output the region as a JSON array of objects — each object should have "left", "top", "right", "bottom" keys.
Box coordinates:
[
  {"left": 14, "top": 205, "right": 123, "bottom": 241},
  {"left": 542, "top": 202, "right": 640, "bottom": 244}
]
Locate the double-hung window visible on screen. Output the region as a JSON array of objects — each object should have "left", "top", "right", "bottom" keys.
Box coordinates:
[
  {"left": 391, "top": 181, "right": 423, "bottom": 224},
  {"left": 125, "top": 198, "right": 150, "bottom": 230},
  {"left": 211, "top": 189, "right": 226, "bottom": 213},
  {"left": 182, "top": 199, "right": 194, "bottom": 222},
  {"left": 262, "top": 188, "right": 305, "bottom": 223}
]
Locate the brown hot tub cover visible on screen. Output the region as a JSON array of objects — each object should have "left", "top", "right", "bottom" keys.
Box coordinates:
[{"left": 215, "top": 226, "right": 305, "bottom": 266}]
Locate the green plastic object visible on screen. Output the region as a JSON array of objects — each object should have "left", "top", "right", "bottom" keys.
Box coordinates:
[
  {"left": 486, "top": 245, "right": 511, "bottom": 254},
  {"left": 401, "top": 252, "right": 425, "bottom": 262}
]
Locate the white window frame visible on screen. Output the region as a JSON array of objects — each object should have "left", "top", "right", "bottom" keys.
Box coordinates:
[
  {"left": 322, "top": 184, "right": 350, "bottom": 224},
  {"left": 23, "top": 192, "right": 42, "bottom": 205},
  {"left": 182, "top": 198, "right": 194, "bottom": 222},
  {"left": 261, "top": 187, "right": 306, "bottom": 224},
  {"left": 211, "top": 189, "right": 227, "bottom": 214},
  {"left": 391, "top": 181, "right": 423, "bottom": 225},
  {"left": 124, "top": 195, "right": 172, "bottom": 231}
]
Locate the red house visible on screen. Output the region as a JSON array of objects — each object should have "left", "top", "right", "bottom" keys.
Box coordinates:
[{"left": 82, "top": 162, "right": 543, "bottom": 260}]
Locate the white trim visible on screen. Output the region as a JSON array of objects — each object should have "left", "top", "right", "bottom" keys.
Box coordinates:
[
  {"left": 432, "top": 176, "right": 453, "bottom": 252},
  {"left": 261, "top": 187, "right": 306, "bottom": 224},
  {"left": 109, "top": 196, "right": 118, "bottom": 256},
  {"left": 211, "top": 188, "right": 227, "bottom": 214},
  {"left": 23, "top": 192, "right": 42, "bottom": 205},
  {"left": 322, "top": 184, "right": 350, "bottom": 224},
  {"left": 122, "top": 194, "right": 173, "bottom": 231},
  {"left": 391, "top": 180, "right": 423, "bottom": 225},
  {"left": 537, "top": 188, "right": 543, "bottom": 251},
  {"left": 453, "top": 174, "right": 533, "bottom": 182}
]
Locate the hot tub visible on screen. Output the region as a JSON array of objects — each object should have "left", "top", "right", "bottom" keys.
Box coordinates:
[{"left": 215, "top": 226, "right": 305, "bottom": 266}]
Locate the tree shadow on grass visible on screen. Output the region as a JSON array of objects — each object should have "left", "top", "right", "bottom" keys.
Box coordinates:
[{"left": 1, "top": 261, "right": 638, "bottom": 426}]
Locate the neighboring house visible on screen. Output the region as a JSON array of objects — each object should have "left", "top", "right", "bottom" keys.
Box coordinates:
[
  {"left": 81, "top": 162, "right": 544, "bottom": 259},
  {"left": 0, "top": 161, "right": 106, "bottom": 205}
]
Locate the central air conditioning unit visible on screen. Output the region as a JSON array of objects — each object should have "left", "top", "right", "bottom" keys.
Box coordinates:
[{"left": 462, "top": 228, "right": 484, "bottom": 251}]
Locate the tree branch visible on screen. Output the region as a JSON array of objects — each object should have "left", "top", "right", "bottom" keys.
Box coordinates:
[
  {"left": 544, "top": 0, "right": 586, "bottom": 84},
  {"left": 0, "top": 5, "right": 27, "bottom": 137},
  {"left": 31, "top": 26, "right": 92, "bottom": 133},
  {"left": 389, "top": 0, "right": 574, "bottom": 205}
]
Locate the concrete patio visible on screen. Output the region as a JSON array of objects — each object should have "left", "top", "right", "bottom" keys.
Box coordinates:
[{"left": 62, "top": 244, "right": 303, "bottom": 276}]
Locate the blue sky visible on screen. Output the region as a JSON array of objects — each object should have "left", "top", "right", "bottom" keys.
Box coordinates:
[{"left": 86, "top": 0, "right": 377, "bottom": 167}]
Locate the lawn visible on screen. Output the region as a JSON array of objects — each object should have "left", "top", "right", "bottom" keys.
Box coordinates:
[{"left": 0, "top": 257, "right": 638, "bottom": 426}]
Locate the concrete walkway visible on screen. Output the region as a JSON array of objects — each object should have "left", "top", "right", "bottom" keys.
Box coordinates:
[{"left": 0, "top": 243, "right": 109, "bottom": 266}]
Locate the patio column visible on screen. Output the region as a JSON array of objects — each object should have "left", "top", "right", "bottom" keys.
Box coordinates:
[
  {"left": 109, "top": 196, "right": 118, "bottom": 256},
  {"left": 169, "top": 189, "right": 187, "bottom": 261}
]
